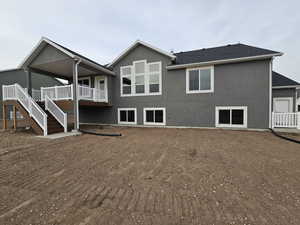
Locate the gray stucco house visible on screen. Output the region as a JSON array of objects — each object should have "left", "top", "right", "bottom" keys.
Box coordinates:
[{"left": 2, "top": 37, "right": 300, "bottom": 135}]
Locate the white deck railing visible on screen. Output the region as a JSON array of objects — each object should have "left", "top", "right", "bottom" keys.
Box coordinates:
[
  {"left": 40, "top": 85, "right": 107, "bottom": 102},
  {"left": 41, "top": 85, "right": 73, "bottom": 101},
  {"left": 32, "top": 89, "right": 41, "bottom": 102},
  {"left": 3, "top": 84, "right": 48, "bottom": 136},
  {"left": 45, "top": 95, "right": 67, "bottom": 132},
  {"left": 272, "top": 112, "right": 300, "bottom": 129}
]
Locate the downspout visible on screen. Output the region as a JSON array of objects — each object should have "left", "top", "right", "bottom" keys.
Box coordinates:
[{"left": 73, "top": 59, "right": 81, "bottom": 131}]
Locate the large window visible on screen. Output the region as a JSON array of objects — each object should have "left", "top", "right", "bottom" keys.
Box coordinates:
[
  {"left": 143, "top": 108, "right": 166, "bottom": 125},
  {"left": 215, "top": 106, "right": 247, "bottom": 128},
  {"left": 186, "top": 66, "right": 214, "bottom": 94},
  {"left": 118, "top": 108, "right": 137, "bottom": 125},
  {"left": 120, "top": 60, "right": 162, "bottom": 96}
]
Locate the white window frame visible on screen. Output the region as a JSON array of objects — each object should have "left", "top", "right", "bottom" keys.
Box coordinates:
[
  {"left": 186, "top": 66, "right": 214, "bottom": 94},
  {"left": 143, "top": 107, "right": 166, "bottom": 126},
  {"left": 120, "top": 60, "right": 162, "bottom": 97},
  {"left": 118, "top": 108, "right": 137, "bottom": 125},
  {"left": 215, "top": 106, "right": 247, "bottom": 128},
  {"left": 78, "top": 77, "right": 91, "bottom": 87},
  {"left": 273, "top": 97, "right": 293, "bottom": 113}
]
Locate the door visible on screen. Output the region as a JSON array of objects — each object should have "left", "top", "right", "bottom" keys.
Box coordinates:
[
  {"left": 94, "top": 76, "right": 108, "bottom": 102},
  {"left": 273, "top": 98, "right": 293, "bottom": 112}
]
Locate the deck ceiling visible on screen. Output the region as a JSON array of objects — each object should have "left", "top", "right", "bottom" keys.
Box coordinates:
[{"left": 20, "top": 38, "right": 114, "bottom": 79}]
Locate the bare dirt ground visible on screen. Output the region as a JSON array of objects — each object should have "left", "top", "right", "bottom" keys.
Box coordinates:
[{"left": 0, "top": 127, "right": 300, "bottom": 225}]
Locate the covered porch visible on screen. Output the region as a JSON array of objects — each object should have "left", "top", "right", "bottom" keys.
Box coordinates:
[{"left": 19, "top": 37, "right": 115, "bottom": 131}]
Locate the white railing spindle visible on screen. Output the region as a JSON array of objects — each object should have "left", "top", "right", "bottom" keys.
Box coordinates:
[{"left": 45, "top": 95, "right": 67, "bottom": 132}]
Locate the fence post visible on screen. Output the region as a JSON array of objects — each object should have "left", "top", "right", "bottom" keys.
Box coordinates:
[
  {"left": 271, "top": 112, "right": 274, "bottom": 129},
  {"left": 54, "top": 86, "right": 58, "bottom": 100}
]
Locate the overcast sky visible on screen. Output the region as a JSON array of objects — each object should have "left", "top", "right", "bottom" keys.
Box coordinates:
[{"left": 0, "top": 0, "right": 299, "bottom": 82}]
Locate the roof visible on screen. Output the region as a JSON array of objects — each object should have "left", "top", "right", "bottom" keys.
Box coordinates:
[
  {"left": 108, "top": 40, "right": 176, "bottom": 67},
  {"left": 19, "top": 37, "right": 114, "bottom": 75},
  {"left": 166, "top": 43, "right": 283, "bottom": 69},
  {"left": 174, "top": 43, "right": 282, "bottom": 65},
  {"left": 272, "top": 71, "right": 299, "bottom": 87}
]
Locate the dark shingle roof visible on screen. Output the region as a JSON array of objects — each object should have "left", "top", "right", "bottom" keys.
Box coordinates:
[
  {"left": 272, "top": 71, "right": 299, "bottom": 87},
  {"left": 174, "top": 43, "right": 281, "bottom": 65}
]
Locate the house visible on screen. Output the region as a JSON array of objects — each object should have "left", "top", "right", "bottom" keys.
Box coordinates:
[
  {"left": 2, "top": 37, "right": 300, "bottom": 135},
  {"left": 272, "top": 71, "right": 299, "bottom": 113},
  {"left": 0, "top": 68, "right": 62, "bottom": 123}
]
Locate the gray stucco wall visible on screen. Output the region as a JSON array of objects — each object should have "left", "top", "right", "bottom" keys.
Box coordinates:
[
  {"left": 272, "top": 88, "right": 297, "bottom": 112},
  {"left": 80, "top": 45, "right": 271, "bottom": 129},
  {"left": 0, "top": 69, "right": 62, "bottom": 119}
]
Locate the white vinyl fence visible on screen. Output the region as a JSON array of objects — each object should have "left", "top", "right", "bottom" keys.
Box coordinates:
[
  {"left": 272, "top": 112, "right": 300, "bottom": 129},
  {"left": 3, "top": 84, "right": 48, "bottom": 135}
]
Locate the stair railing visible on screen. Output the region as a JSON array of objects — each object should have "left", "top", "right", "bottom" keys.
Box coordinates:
[
  {"left": 3, "top": 84, "right": 48, "bottom": 136},
  {"left": 45, "top": 95, "right": 67, "bottom": 132}
]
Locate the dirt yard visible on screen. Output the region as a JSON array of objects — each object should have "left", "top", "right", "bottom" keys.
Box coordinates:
[{"left": 0, "top": 127, "right": 299, "bottom": 225}]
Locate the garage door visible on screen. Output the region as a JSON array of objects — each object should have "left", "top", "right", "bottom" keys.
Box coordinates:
[{"left": 273, "top": 98, "right": 293, "bottom": 112}]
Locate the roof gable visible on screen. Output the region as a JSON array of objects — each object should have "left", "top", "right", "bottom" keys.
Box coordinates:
[
  {"left": 108, "top": 40, "right": 176, "bottom": 67},
  {"left": 272, "top": 71, "right": 299, "bottom": 87}
]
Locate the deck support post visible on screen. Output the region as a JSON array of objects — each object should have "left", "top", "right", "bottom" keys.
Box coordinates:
[
  {"left": 2, "top": 104, "right": 7, "bottom": 130},
  {"left": 13, "top": 106, "right": 17, "bottom": 130},
  {"left": 25, "top": 68, "right": 32, "bottom": 96},
  {"left": 72, "top": 60, "right": 80, "bottom": 131}
]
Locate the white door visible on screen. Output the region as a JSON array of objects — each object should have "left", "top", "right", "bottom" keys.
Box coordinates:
[
  {"left": 94, "top": 76, "right": 108, "bottom": 102},
  {"left": 273, "top": 98, "right": 293, "bottom": 112}
]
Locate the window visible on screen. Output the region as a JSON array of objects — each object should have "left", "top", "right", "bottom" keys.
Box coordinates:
[
  {"left": 118, "top": 108, "right": 137, "bottom": 124},
  {"left": 216, "top": 106, "right": 247, "bottom": 128},
  {"left": 78, "top": 77, "right": 91, "bottom": 87},
  {"left": 120, "top": 60, "right": 162, "bottom": 96},
  {"left": 9, "top": 111, "right": 23, "bottom": 120},
  {"left": 186, "top": 66, "right": 214, "bottom": 93},
  {"left": 143, "top": 108, "right": 166, "bottom": 125}
]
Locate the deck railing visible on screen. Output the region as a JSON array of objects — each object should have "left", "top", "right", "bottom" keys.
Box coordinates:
[
  {"left": 45, "top": 95, "right": 67, "bottom": 132},
  {"left": 40, "top": 85, "right": 107, "bottom": 102},
  {"left": 272, "top": 112, "right": 300, "bottom": 129},
  {"left": 3, "top": 84, "right": 48, "bottom": 136},
  {"left": 41, "top": 85, "right": 73, "bottom": 101},
  {"left": 32, "top": 89, "right": 41, "bottom": 102}
]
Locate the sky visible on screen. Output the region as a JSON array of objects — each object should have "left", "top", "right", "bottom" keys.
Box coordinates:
[{"left": 0, "top": 0, "right": 299, "bottom": 82}]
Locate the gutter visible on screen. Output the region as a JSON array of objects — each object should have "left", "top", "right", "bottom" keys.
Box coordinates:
[
  {"left": 167, "top": 53, "right": 283, "bottom": 70},
  {"left": 272, "top": 85, "right": 300, "bottom": 89}
]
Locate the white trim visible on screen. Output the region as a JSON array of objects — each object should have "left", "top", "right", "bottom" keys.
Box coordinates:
[
  {"left": 186, "top": 66, "right": 214, "bottom": 94},
  {"left": 167, "top": 53, "right": 283, "bottom": 70},
  {"left": 78, "top": 77, "right": 91, "bottom": 87},
  {"left": 109, "top": 40, "right": 176, "bottom": 67},
  {"left": 273, "top": 97, "right": 293, "bottom": 113},
  {"left": 120, "top": 60, "right": 162, "bottom": 97},
  {"left": 143, "top": 107, "right": 166, "bottom": 126},
  {"left": 117, "top": 108, "right": 137, "bottom": 125},
  {"left": 94, "top": 76, "right": 108, "bottom": 102},
  {"left": 269, "top": 59, "right": 273, "bottom": 128},
  {"left": 272, "top": 85, "right": 300, "bottom": 89},
  {"left": 215, "top": 106, "right": 248, "bottom": 128}
]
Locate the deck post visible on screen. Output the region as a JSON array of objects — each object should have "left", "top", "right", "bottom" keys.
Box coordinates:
[
  {"left": 25, "top": 68, "right": 32, "bottom": 96},
  {"left": 2, "top": 104, "right": 7, "bottom": 130},
  {"left": 72, "top": 60, "right": 80, "bottom": 131},
  {"left": 13, "top": 106, "right": 17, "bottom": 130}
]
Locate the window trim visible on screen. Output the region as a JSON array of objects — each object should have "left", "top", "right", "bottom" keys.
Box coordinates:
[
  {"left": 78, "top": 77, "right": 91, "bottom": 87},
  {"left": 186, "top": 66, "right": 214, "bottom": 94},
  {"left": 215, "top": 106, "right": 247, "bottom": 128},
  {"left": 120, "top": 60, "right": 162, "bottom": 97},
  {"left": 143, "top": 107, "right": 166, "bottom": 126},
  {"left": 118, "top": 108, "right": 137, "bottom": 125}
]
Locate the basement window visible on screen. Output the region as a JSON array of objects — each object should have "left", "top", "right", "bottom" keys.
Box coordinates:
[
  {"left": 118, "top": 108, "right": 137, "bottom": 125},
  {"left": 215, "top": 106, "right": 247, "bottom": 128},
  {"left": 143, "top": 108, "right": 166, "bottom": 126}
]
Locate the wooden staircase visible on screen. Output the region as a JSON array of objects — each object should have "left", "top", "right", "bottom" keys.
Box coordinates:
[{"left": 37, "top": 102, "right": 64, "bottom": 134}]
